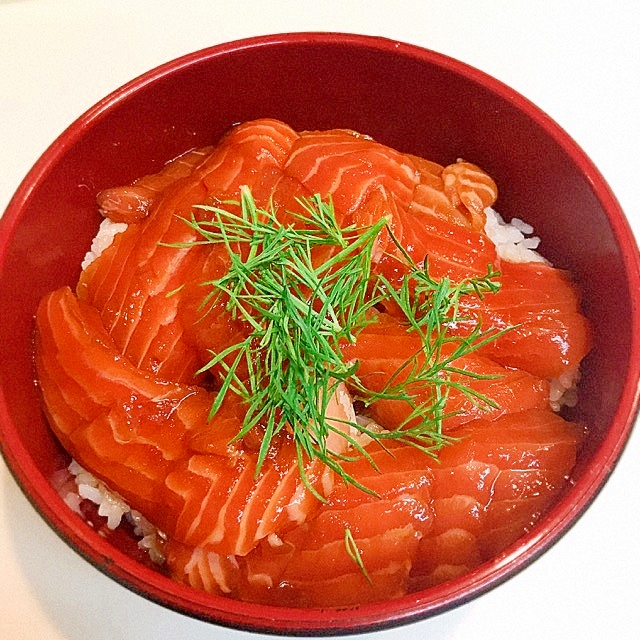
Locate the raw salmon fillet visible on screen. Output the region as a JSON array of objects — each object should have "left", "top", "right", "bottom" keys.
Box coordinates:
[
  {"left": 36, "top": 287, "right": 335, "bottom": 567},
  {"left": 409, "top": 409, "right": 583, "bottom": 590},
  {"left": 374, "top": 209, "right": 590, "bottom": 381},
  {"left": 456, "top": 260, "right": 592, "bottom": 379},
  {"left": 340, "top": 314, "right": 551, "bottom": 433},
  {"left": 236, "top": 442, "right": 435, "bottom": 607},
  {"left": 34, "top": 118, "right": 590, "bottom": 608},
  {"left": 77, "top": 119, "right": 300, "bottom": 383}
]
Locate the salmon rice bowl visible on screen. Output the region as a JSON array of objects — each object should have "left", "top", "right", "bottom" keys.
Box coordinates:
[{"left": 35, "top": 118, "right": 591, "bottom": 608}]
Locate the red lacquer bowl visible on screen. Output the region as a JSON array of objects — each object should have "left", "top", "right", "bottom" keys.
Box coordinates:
[{"left": 1, "top": 33, "right": 639, "bottom": 635}]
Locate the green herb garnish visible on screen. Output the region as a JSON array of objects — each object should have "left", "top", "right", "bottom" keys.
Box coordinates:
[
  {"left": 352, "top": 253, "right": 509, "bottom": 449},
  {"left": 344, "top": 527, "right": 372, "bottom": 584},
  {"left": 178, "top": 187, "right": 504, "bottom": 496}
]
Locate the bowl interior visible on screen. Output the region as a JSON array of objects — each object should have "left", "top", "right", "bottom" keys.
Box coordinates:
[{"left": 1, "top": 33, "right": 638, "bottom": 634}]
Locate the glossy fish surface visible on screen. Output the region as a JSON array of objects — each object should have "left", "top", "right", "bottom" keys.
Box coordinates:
[{"left": 35, "top": 119, "right": 590, "bottom": 607}]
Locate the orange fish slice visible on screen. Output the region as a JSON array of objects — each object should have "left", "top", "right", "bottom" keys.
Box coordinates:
[
  {"left": 35, "top": 287, "right": 336, "bottom": 564},
  {"left": 340, "top": 315, "right": 551, "bottom": 433},
  {"left": 410, "top": 408, "right": 583, "bottom": 589},
  {"left": 237, "top": 442, "right": 434, "bottom": 607}
]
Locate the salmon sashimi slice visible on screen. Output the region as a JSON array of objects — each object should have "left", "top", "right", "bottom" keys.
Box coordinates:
[
  {"left": 77, "top": 179, "right": 212, "bottom": 380},
  {"left": 440, "top": 160, "right": 498, "bottom": 221},
  {"left": 407, "top": 156, "right": 498, "bottom": 231},
  {"left": 35, "top": 286, "right": 337, "bottom": 561},
  {"left": 236, "top": 524, "right": 423, "bottom": 608},
  {"left": 273, "top": 518, "right": 423, "bottom": 608},
  {"left": 340, "top": 315, "right": 551, "bottom": 433},
  {"left": 235, "top": 442, "right": 435, "bottom": 607},
  {"left": 284, "top": 129, "right": 418, "bottom": 239},
  {"left": 376, "top": 203, "right": 499, "bottom": 288},
  {"left": 409, "top": 408, "right": 583, "bottom": 590},
  {"left": 77, "top": 119, "right": 299, "bottom": 383},
  {"left": 36, "top": 287, "right": 212, "bottom": 520},
  {"left": 164, "top": 541, "right": 242, "bottom": 596},
  {"left": 96, "top": 146, "right": 215, "bottom": 224},
  {"left": 198, "top": 118, "right": 299, "bottom": 206},
  {"left": 373, "top": 155, "right": 499, "bottom": 285},
  {"left": 453, "top": 260, "right": 592, "bottom": 379},
  {"left": 375, "top": 218, "right": 589, "bottom": 381}
]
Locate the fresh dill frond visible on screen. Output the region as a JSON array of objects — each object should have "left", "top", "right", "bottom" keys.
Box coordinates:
[
  {"left": 349, "top": 259, "right": 509, "bottom": 450},
  {"left": 187, "top": 188, "right": 386, "bottom": 486},
  {"left": 179, "top": 187, "right": 505, "bottom": 492},
  {"left": 344, "top": 527, "right": 372, "bottom": 584}
]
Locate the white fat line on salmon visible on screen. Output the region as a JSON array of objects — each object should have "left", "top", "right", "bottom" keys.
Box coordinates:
[{"left": 183, "top": 548, "right": 238, "bottom": 594}]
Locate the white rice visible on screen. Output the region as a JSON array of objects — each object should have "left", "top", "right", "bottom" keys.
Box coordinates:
[
  {"left": 483, "top": 206, "right": 548, "bottom": 264},
  {"left": 549, "top": 368, "right": 580, "bottom": 413},
  {"left": 81, "top": 218, "right": 128, "bottom": 270},
  {"left": 64, "top": 460, "right": 165, "bottom": 564}
]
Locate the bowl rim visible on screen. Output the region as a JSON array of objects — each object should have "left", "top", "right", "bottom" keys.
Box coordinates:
[{"left": 1, "top": 31, "right": 640, "bottom": 635}]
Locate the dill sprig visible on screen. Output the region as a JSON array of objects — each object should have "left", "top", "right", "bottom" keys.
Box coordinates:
[
  {"left": 185, "top": 188, "right": 386, "bottom": 496},
  {"left": 349, "top": 253, "right": 509, "bottom": 455},
  {"left": 344, "top": 528, "right": 372, "bottom": 585},
  {"left": 180, "top": 187, "right": 504, "bottom": 495}
]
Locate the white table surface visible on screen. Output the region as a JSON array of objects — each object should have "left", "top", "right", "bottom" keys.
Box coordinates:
[{"left": 1, "top": 1, "right": 638, "bottom": 639}]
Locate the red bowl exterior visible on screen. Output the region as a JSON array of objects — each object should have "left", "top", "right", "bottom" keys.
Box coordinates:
[{"left": 1, "top": 33, "right": 639, "bottom": 634}]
